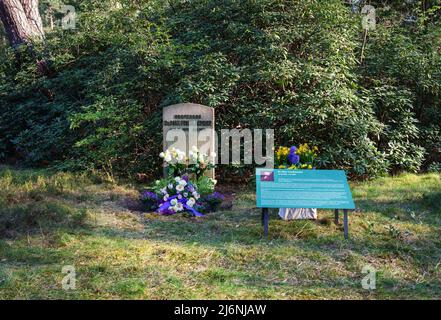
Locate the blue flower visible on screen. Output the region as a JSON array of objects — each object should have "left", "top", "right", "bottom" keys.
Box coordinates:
[
  {"left": 141, "top": 191, "right": 159, "bottom": 202},
  {"left": 288, "top": 146, "right": 299, "bottom": 164},
  {"left": 140, "top": 191, "right": 160, "bottom": 211}
]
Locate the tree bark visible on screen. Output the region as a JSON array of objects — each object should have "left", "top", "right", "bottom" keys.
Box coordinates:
[
  {"left": 20, "top": 0, "right": 44, "bottom": 37},
  {"left": 0, "top": 0, "right": 44, "bottom": 48}
]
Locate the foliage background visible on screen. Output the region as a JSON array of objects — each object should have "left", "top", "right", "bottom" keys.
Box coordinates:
[{"left": 0, "top": 0, "right": 440, "bottom": 179}]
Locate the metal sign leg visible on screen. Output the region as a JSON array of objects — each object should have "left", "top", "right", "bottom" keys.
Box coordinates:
[
  {"left": 262, "top": 208, "right": 269, "bottom": 237},
  {"left": 334, "top": 209, "right": 339, "bottom": 225},
  {"left": 343, "top": 209, "right": 349, "bottom": 240}
]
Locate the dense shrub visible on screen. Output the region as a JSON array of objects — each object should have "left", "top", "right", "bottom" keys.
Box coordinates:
[
  {"left": 0, "top": 0, "right": 439, "bottom": 179},
  {"left": 368, "top": 85, "right": 425, "bottom": 173},
  {"left": 362, "top": 0, "right": 441, "bottom": 170}
]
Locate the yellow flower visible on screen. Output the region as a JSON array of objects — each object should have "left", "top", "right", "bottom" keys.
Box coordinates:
[
  {"left": 297, "top": 143, "right": 310, "bottom": 155},
  {"left": 278, "top": 165, "right": 286, "bottom": 169},
  {"left": 301, "top": 164, "right": 307, "bottom": 169},
  {"left": 308, "top": 164, "right": 312, "bottom": 169},
  {"left": 276, "top": 146, "right": 290, "bottom": 160}
]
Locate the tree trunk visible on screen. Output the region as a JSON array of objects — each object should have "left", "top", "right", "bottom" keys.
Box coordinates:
[
  {"left": 20, "top": 0, "right": 44, "bottom": 37},
  {"left": 0, "top": 0, "right": 44, "bottom": 48}
]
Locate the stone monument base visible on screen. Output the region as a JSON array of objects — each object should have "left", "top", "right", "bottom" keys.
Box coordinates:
[{"left": 278, "top": 208, "right": 317, "bottom": 220}]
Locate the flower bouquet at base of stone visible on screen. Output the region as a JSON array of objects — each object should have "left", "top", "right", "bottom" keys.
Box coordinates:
[
  {"left": 141, "top": 146, "right": 223, "bottom": 216},
  {"left": 153, "top": 175, "right": 203, "bottom": 216},
  {"left": 275, "top": 143, "right": 320, "bottom": 220},
  {"left": 188, "top": 146, "right": 216, "bottom": 180},
  {"left": 159, "top": 147, "right": 187, "bottom": 177}
]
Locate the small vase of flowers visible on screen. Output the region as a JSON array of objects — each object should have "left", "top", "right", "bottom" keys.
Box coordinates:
[
  {"left": 141, "top": 146, "right": 223, "bottom": 216},
  {"left": 275, "top": 143, "right": 319, "bottom": 220}
]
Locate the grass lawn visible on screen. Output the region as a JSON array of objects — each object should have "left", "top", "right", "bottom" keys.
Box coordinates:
[{"left": 0, "top": 166, "right": 440, "bottom": 299}]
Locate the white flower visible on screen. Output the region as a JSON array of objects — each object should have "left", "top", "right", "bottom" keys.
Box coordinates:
[
  {"left": 160, "top": 187, "right": 167, "bottom": 194},
  {"left": 176, "top": 184, "right": 184, "bottom": 192},
  {"left": 163, "top": 194, "right": 169, "bottom": 201},
  {"left": 198, "top": 154, "right": 205, "bottom": 164},
  {"left": 176, "top": 151, "right": 186, "bottom": 163},
  {"left": 174, "top": 176, "right": 181, "bottom": 182},
  {"left": 179, "top": 179, "right": 187, "bottom": 187},
  {"left": 183, "top": 192, "right": 188, "bottom": 197},
  {"left": 155, "top": 180, "right": 160, "bottom": 184},
  {"left": 162, "top": 147, "right": 188, "bottom": 164},
  {"left": 186, "top": 197, "right": 196, "bottom": 207},
  {"left": 177, "top": 194, "right": 182, "bottom": 199},
  {"left": 176, "top": 203, "right": 184, "bottom": 211},
  {"left": 164, "top": 153, "right": 172, "bottom": 163},
  {"left": 170, "top": 198, "right": 178, "bottom": 206},
  {"left": 189, "top": 151, "right": 198, "bottom": 163},
  {"left": 168, "top": 183, "right": 173, "bottom": 190},
  {"left": 192, "top": 191, "right": 200, "bottom": 200}
]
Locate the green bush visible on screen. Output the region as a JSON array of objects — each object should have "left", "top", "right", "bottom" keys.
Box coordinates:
[
  {"left": 362, "top": 0, "right": 441, "bottom": 170},
  {"left": 368, "top": 85, "right": 425, "bottom": 173},
  {"left": 0, "top": 0, "right": 440, "bottom": 179}
]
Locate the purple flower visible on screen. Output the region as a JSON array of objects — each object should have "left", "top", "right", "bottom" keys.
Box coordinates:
[
  {"left": 141, "top": 191, "right": 159, "bottom": 202},
  {"left": 140, "top": 190, "right": 160, "bottom": 211},
  {"left": 209, "top": 192, "right": 225, "bottom": 201},
  {"left": 200, "top": 192, "right": 224, "bottom": 213},
  {"left": 151, "top": 179, "right": 204, "bottom": 217},
  {"left": 288, "top": 147, "right": 300, "bottom": 165}
]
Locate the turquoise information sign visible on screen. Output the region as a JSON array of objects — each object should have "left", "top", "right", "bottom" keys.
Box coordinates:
[{"left": 256, "top": 169, "right": 355, "bottom": 209}]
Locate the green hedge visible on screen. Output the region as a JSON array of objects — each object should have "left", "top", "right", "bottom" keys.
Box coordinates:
[{"left": 0, "top": 0, "right": 439, "bottom": 179}]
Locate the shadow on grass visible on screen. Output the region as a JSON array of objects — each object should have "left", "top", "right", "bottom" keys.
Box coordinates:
[
  {"left": 355, "top": 194, "right": 441, "bottom": 224},
  {"left": 0, "top": 200, "right": 89, "bottom": 239},
  {"left": 2, "top": 204, "right": 440, "bottom": 299},
  {"left": 94, "top": 196, "right": 440, "bottom": 241}
]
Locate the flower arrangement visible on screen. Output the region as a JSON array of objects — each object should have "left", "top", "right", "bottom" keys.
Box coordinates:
[
  {"left": 160, "top": 146, "right": 215, "bottom": 178},
  {"left": 276, "top": 143, "right": 319, "bottom": 169},
  {"left": 154, "top": 175, "right": 204, "bottom": 216},
  {"left": 188, "top": 146, "right": 216, "bottom": 180},
  {"left": 159, "top": 147, "right": 187, "bottom": 177},
  {"left": 276, "top": 144, "right": 320, "bottom": 221},
  {"left": 140, "top": 146, "right": 223, "bottom": 216}
]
